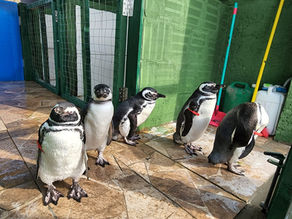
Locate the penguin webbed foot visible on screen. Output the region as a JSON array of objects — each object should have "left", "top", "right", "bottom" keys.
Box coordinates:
[
  {"left": 184, "top": 144, "right": 197, "bottom": 156},
  {"left": 95, "top": 157, "right": 110, "bottom": 167},
  {"left": 190, "top": 144, "right": 202, "bottom": 151},
  {"left": 124, "top": 137, "right": 137, "bottom": 146},
  {"left": 68, "top": 181, "right": 88, "bottom": 202},
  {"left": 227, "top": 163, "right": 245, "bottom": 176},
  {"left": 44, "top": 185, "right": 64, "bottom": 206},
  {"left": 128, "top": 134, "right": 141, "bottom": 141},
  {"left": 184, "top": 144, "right": 201, "bottom": 155}
]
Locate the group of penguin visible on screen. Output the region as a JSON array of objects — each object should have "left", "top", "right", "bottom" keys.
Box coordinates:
[{"left": 36, "top": 82, "right": 269, "bottom": 206}]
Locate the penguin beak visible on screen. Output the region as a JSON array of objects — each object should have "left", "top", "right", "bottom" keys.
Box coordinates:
[{"left": 157, "top": 93, "right": 166, "bottom": 98}]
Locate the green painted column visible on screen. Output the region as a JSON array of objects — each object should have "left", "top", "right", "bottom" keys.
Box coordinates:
[
  {"left": 18, "top": 3, "right": 33, "bottom": 81},
  {"left": 81, "top": 0, "right": 91, "bottom": 102},
  {"left": 125, "top": 0, "right": 142, "bottom": 97},
  {"left": 112, "top": 0, "right": 127, "bottom": 108},
  {"left": 275, "top": 82, "right": 292, "bottom": 144},
  {"left": 64, "top": 0, "right": 78, "bottom": 97}
]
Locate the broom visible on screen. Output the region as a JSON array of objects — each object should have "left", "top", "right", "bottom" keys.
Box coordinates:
[
  {"left": 250, "top": 0, "right": 285, "bottom": 137},
  {"left": 210, "top": 2, "right": 238, "bottom": 127}
]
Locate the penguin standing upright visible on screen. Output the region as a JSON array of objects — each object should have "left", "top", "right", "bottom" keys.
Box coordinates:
[
  {"left": 112, "top": 87, "right": 165, "bottom": 146},
  {"left": 37, "top": 102, "right": 88, "bottom": 206},
  {"left": 173, "top": 82, "right": 222, "bottom": 155},
  {"left": 208, "top": 102, "right": 269, "bottom": 175},
  {"left": 83, "top": 84, "right": 114, "bottom": 167}
]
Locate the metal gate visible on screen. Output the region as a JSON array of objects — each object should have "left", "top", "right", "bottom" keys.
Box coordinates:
[{"left": 19, "top": 0, "right": 139, "bottom": 107}]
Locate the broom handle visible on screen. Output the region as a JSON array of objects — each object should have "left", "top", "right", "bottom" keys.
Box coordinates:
[
  {"left": 216, "top": 2, "right": 238, "bottom": 110},
  {"left": 251, "top": 0, "right": 285, "bottom": 102}
]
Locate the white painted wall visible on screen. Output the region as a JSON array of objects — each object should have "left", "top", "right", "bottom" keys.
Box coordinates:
[{"left": 45, "top": 14, "right": 56, "bottom": 86}]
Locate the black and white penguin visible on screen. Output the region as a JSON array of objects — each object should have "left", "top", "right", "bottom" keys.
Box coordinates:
[
  {"left": 112, "top": 87, "right": 166, "bottom": 146},
  {"left": 37, "top": 102, "right": 88, "bottom": 206},
  {"left": 173, "top": 82, "right": 222, "bottom": 155},
  {"left": 82, "top": 84, "right": 114, "bottom": 167},
  {"left": 208, "top": 102, "right": 269, "bottom": 175}
]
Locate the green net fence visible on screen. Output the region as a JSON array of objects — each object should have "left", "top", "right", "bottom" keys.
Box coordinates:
[
  {"left": 26, "top": 2, "right": 57, "bottom": 90},
  {"left": 20, "top": 0, "right": 125, "bottom": 107}
]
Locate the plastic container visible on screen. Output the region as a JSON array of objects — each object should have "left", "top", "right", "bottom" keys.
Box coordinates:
[
  {"left": 262, "top": 83, "right": 287, "bottom": 93},
  {"left": 223, "top": 81, "right": 253, "bottom": 113},
  {"left": 255, "top": 86, "right": 285, "bottom": 135}
]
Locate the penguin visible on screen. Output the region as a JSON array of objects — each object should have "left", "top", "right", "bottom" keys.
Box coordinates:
[
  {"left": 112, "top": 87, "right": 166, "bottom": 146},
  {"left": 82, "top": 84, "right": 114, "bottom": 167},
  {"left": 37, "top": 102, "right": 88, "bottom": 206},
  {"left": 173, "top": 82, "right": 222, "bottom": 155},
  {"left": 208, "top": 102, "right": 269, "bottom": 175}
]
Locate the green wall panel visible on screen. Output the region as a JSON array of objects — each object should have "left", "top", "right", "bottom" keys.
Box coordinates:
[
  {"left": 138, "top": 0, "right": 292, "bottom": 129},
  {"left": 217, "top": 0, "right": 292, "bottom": 87},
  {"left": 275, "top": 82, "right": 292, "bottom": 144},
  {"left": 138, "top": 0, "right": 224, "bottom": 128}
]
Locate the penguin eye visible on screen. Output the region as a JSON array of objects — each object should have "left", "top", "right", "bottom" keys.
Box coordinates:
[
  {"left": 204, "top": 85, "right": 212, "bottom": 91},
  {"left": 54, "top": 107, "right": 63, "bottom": 114},
  {"left": 145, "top": 92, "right": 153, "bottom": 99}
]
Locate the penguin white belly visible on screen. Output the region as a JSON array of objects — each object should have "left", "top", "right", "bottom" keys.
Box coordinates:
[
  {"left": 118, "top": 108, "right": 133, "bottom": 137},
  {"left": 181, "top": 98, "right": 216, "bottom": 143},
  {"left": 137, "top": 103, "right": 155, "bottom": 126},
  {"left": 85, "top": 102, "right": 114, "bottom": 151},
  {"left": 38, "top": 131, "right": 86, "bottom": 185},
  {"left": 229, "top": 147, "right": 245, "bottom": 164},
  {"left": 119, "top": 116, "right": 131, "bottom": 137}
]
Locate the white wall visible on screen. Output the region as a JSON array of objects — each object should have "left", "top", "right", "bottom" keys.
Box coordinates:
[{"left": 45, "top": 14, "right": 56, "bottom": 86}]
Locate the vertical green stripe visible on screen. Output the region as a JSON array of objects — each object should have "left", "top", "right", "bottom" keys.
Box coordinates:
[
  {"left": 18, "top": 3, "right": 33, "bottom": 80},
  {"left": 124, "top": 0, "right": 143, "bottom": 96},
  {"left": 81, "top": 0, "right": 91, "bottom": 102},
  {"left": 113, "top": 0, "right": 127, "bottom": 107},
  {"left": 135, "top": 0, "right": 144, "bottom": 93},
  {"left": 64, "top": 1, "right": 77, "bottom": 96},
  {"left": 39, "top": 6, "right": 50, "bottom": 83},
  {"left": 34, "top": 9, "right": 43, "bottom": 80}
]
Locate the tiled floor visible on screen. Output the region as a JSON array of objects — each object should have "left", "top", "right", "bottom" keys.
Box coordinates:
[{"left": 0, "top": 81, "right": 290, "bottom": 219}]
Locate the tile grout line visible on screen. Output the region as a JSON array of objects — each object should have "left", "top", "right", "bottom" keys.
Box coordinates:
[
  {"left": 139, "top": 140, "right": 247, "bottom": 203},
  {"left": 88, "top": 157, "right": 130, "bottom": 219},
  {"left": 1, "top": 115, "right": 58, "bottom": 218},
  {"left": 115, "top": 157, "right": 196, "bottom": 219},
  {"left": 1, "top": 195, "right": 43, "bottom": 219},
  {"left": 3, "top": 122, "right": 43, "bottom": 193},
  {"left": 3, "top": 121, "right": 58, "bottom": 217}
]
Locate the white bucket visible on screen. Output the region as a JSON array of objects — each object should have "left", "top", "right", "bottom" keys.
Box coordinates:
[{"left": 255, "top": 86, "right": 285, "bottom": 135}]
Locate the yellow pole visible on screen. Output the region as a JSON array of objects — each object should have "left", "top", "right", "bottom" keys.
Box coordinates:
[{"left": 251, "top": 0, "right": 285, "bottom": 102}]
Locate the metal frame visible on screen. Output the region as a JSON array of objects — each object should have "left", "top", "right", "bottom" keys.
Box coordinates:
[{"left": 19, "top": 0, "right": 142, "bottom": 109}]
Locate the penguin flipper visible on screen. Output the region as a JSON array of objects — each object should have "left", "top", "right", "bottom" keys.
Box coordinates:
[
  {"left": 181, "top": 100, "right": 199, "bottom": 137},
  {"left": 182, "top": 109, "right": 193, "bottom": 136},
  {"left": 80, "top": 99, "right": 93, "bottom": 123},
  {"left": 36, "top": 122, "right": 46, "bottom": 180},
  {"left": 107, "top": 121, "right": 113, "bottom": 145},
  {"left": 36, "top": 149, "right": 41, "bottom": 180},
  {"left": 238, "top": 137, "right": 255, "bottom": 159},
  {"left": 127, "top": 112, "right": 138, "bottom": 139}
]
